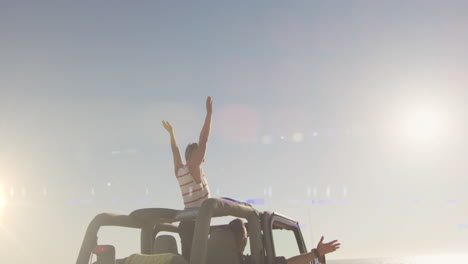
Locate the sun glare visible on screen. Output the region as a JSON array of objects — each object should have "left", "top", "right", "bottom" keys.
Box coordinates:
[
  {"left": 402, "top": 107, "right": 444, "bottom": 142},
  {"left": 0, "top": 183, "right": 6, "bottom": 218}
]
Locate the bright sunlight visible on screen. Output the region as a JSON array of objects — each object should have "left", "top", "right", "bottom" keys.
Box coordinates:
[
  {"left": 0, "top": 183, "right": 7, "bottom": 215},
  {"left": 401, "top": 106, "right": 445, "bottom": 143}
]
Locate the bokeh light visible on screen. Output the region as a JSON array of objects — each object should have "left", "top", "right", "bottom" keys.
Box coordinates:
[{"left": 292, "top": 132, "right": 304, "bottom": 143}]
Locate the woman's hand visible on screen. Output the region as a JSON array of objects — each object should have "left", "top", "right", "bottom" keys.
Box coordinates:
[{"left": 162, "top": 120, "right": 174, "bottom": 133}]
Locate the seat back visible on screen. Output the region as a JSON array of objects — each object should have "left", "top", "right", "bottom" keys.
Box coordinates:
[
  {"left": 153, "top": 235, "right": 179, "bottom": 254},
  {"left": 206, "top": 229, "right": 241, "bottom": 264}
]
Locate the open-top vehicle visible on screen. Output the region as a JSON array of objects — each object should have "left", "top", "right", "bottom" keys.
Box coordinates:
[{"left": 76, "top": 198, "right": 325, "bottom": 264}]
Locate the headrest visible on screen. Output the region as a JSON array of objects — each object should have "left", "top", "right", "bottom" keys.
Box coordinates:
[
  {"left": 153, "top": 235, "right": 178, "bottom": 254},
  {"left": 206, "top": 229, "right": 241, "bottom": 264}
]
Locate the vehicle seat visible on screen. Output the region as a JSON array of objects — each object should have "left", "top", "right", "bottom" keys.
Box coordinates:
[
  {"left": 206, "top": 229, "right": 241, "bottom": 264},
  {"left": 124, "top": 253, "right": 187, "bottom": 264},
  {"left": 153, "top": 235, "right": 179, "bottom": 254}
]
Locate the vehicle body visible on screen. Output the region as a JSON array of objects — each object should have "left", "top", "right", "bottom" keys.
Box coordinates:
[{"left": 76, "top": 198, "right": 325, "bottom": 264}]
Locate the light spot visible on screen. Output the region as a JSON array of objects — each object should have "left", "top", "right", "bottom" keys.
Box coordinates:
[
  {"left": 107, "top": 182, "right": 111, "bottom": 187},
  {"left": 268, "top": 106, "right": 308, "bottom": 138},
  {"left": 292, "top": 132, "right": 304, "bottom": 143}
]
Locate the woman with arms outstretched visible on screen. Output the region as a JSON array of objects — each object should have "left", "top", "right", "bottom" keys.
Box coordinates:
[{"left": 162, "top": 96, "right": 213, "bottom": 260}]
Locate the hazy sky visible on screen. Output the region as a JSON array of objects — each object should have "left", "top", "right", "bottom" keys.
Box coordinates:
[{"left": 1, "top": 1, "right": 468, "bottom": 263}]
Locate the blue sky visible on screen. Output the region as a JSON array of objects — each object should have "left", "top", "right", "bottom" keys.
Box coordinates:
[{"left": 1, "top": 1, "right": 468, "bottom": 263}]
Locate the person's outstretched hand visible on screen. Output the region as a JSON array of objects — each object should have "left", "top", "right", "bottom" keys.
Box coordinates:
[
  {"left": 316, "top": 236, "right": 340, "bottom": 257},
  {"left": 206, "top": 96, "right": 213, "bottom": 114},
  {"left": 162, "top": 120, "right": 174, "bottom": 133}
]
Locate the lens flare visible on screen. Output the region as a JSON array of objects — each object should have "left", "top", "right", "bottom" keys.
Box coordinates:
[
  {"left": 400, "top": 106, "right": 445, "bottom": 143},
  {"left": 292, "top": 132, "right": 304, "bottom": 143}
]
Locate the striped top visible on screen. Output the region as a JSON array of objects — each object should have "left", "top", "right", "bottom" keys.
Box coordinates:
[{"left": 176, "top": 165, "right": 210, "bottom": 209}]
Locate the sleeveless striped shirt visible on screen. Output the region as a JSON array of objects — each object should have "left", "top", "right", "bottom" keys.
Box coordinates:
[{"left": 176, "top": 165, "right": 210, "bottom": 209}]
